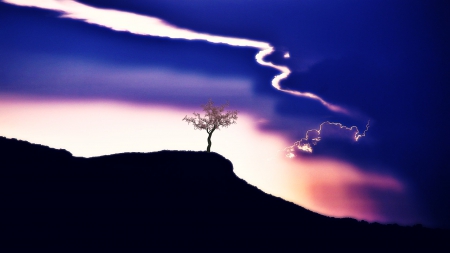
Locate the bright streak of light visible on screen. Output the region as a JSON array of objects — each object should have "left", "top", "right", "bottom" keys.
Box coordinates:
[
  {"left": 255, "top": 48, "right": 348, "bottom": 114},
  {"left": 3, "top": 0, "right": 348, "bottom": 114},
  {"left": 285, "top": 121, "right": 370, "bottom": 157},
  {"left": 3, "top": 0, "right": 271, "bottom": 48}
]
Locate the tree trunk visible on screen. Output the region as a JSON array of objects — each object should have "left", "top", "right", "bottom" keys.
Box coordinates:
[{"left": 206, "top": 129, "right": 214, "bottom": 152}]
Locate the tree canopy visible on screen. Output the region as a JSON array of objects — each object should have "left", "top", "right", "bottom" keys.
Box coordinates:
[{"left": 183, "top": 99, "right": 238, "bottom": 152}]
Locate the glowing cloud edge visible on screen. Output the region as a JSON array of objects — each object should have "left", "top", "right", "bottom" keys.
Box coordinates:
[{"left": 285, "top": 121, "right": 370, "bottom": 157}]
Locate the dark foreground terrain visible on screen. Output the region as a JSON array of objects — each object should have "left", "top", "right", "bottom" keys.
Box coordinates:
[{"left": 1, "top": 136, "right": 449, "bottom": 251}]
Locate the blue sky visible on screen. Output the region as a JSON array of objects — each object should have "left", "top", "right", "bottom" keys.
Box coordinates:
[{"left": 1, "top": 0, "right": 449, "bottom": 228}]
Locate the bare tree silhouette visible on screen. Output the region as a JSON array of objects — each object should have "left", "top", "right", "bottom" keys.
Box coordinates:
[{"left": 183, "top": 99, "right": 238, "bottom": 152}]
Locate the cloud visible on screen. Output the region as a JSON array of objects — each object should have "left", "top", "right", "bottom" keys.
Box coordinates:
[
  {"left": 286, "top": 121, "right": 369, "bottom": 157},
  {"left": 4, "top": 0, "right": 270, "bottom": 48},
  {"left": 0, "top": 55, "right": 253, "bottom": 101},
  {"left": 2, "top": 0, "right": 348, "bottom": 114}
]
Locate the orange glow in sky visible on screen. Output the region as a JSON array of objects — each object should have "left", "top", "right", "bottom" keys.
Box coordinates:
[
  {"left": 278, "top": 157, "right": 406, "bottom": 223},
  {"left": 0, "top": 95, "right": 412, "bottom": 224}
]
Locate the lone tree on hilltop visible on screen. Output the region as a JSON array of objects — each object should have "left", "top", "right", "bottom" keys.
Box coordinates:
[{"left": 183, "top": 99, "right": 238, "bottom": 152}]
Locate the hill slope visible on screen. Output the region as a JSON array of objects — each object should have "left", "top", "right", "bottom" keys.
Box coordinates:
[{"left": 0, "top": 136, "right": 448, "bottom": 250}]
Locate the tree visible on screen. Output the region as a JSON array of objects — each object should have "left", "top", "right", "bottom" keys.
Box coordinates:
[{"left": 183, "top": 99, "right": 238, "bottom": 152}]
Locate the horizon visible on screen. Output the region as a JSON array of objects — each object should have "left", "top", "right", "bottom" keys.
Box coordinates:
[{"left": 1, "top": 0, "right": 449, "bottom": 229}]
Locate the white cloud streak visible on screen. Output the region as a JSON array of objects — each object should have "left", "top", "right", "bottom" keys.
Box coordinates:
[
  {"left": 3, "top": 0, "right": 270, "bottom": 48},
  {"left": 3, "top": 0, "right": 346, "bottom": 113}
]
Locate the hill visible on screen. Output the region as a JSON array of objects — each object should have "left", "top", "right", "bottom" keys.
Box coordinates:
[{"left": 0, "top": 136, "right": 448, "bottom": 251}]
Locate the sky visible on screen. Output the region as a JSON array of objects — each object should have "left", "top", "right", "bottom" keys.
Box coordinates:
[{"left": 1, "top": 0, "right": 449, "bottom": 228}]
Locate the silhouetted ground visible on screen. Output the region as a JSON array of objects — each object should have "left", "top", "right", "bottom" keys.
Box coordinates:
[{"left": 1, "top": 136, "right": 449, "bottom": 251}]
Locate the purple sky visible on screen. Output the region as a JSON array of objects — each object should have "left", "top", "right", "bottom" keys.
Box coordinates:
[{"left": 1, "top": 0, "right": 449, "bottom": 228}]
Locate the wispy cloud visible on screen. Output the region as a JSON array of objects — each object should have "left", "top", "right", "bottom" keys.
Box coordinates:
[{"left": 3, "top": 0, "right": 347, "bottom": 114}]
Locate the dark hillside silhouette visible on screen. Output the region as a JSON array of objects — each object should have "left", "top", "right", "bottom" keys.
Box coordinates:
[{"left": 0, "top": 136, "right": 448, "bottom": 251}]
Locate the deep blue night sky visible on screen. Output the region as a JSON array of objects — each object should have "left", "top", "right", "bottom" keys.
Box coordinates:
[{"left": 1, "top": 0, "right": 449, "bottom": 228}]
